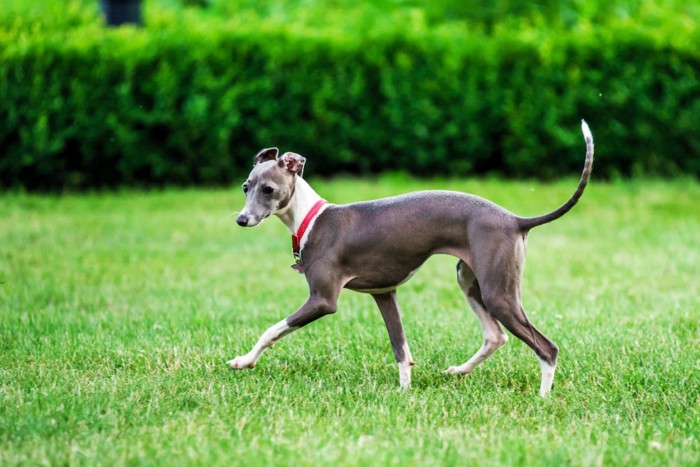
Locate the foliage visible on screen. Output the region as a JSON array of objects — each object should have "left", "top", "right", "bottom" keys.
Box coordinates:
[
  {"left": 1, "top": 179, "right": 699, "bottom": 464},
  {"left": 0, "top": 0, "right": 699, "bottom": 189}
]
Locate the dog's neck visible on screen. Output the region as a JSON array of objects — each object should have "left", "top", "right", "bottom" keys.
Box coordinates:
[{"left": 275, "top": 177, "right": 324, "bottom": 233}]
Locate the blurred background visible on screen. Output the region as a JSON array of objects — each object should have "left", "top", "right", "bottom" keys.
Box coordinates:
[{"left": 0, "top": 0, "right": 698, "bottom": 190}]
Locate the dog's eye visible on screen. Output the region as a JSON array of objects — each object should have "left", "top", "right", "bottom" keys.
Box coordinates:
[
  {"left": 262, "top": 186, "right": 274, "bottom": 195},
  {"left": 242, "top": 184, "right": 249, "bottom": 194}
]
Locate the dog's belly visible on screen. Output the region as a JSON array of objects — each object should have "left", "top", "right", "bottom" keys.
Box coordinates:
[{"left": 345, "top": 268, "right": 420, "bottom": 294}]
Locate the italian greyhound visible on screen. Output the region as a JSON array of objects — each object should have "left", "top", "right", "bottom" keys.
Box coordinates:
[{"left": 228, "top": 121, "right": 594, "bottom": 397}]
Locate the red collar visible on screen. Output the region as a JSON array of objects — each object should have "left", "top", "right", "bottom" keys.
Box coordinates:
[{"left": 292, "top": 199, "right": 328, "bottom": 259}]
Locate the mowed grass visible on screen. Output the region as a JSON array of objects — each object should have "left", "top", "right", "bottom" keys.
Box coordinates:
[{"left": 1, "top": 177, "right": 698, "bottom": 466}]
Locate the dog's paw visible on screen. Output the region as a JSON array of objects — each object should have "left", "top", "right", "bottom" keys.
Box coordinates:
[
  {"left": 444, "top": 365, "right": 469, "bottom": 375},
  {"left": 226, "top": 355, "right": 256, "bottom": 370}
]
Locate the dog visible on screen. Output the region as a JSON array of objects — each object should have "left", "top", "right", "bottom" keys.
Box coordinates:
[{"left": 228, "top": 121, "right": 594, "bottom": 396}]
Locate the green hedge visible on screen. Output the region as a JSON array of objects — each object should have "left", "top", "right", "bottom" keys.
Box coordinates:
[{"left": 1, "top": 1, "right": 699, "bottom": 190}]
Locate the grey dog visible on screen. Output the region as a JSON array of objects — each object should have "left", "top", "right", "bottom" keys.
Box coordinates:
[{"left": 229, "top": 121, "right": 594, "bottom": 396}]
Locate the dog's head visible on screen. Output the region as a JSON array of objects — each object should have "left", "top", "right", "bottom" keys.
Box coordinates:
[{"left": 236, "top": 148, "right": 306, "bottom": 227}]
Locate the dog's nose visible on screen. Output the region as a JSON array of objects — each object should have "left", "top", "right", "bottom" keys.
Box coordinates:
[{"left": 236, "top": 214, "right": 249, "bottom": 226}]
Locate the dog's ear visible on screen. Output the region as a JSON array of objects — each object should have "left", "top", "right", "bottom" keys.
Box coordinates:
[
  {"left": 278, "top": 152, "right": 306, "bottom": 177},
  {"left": 254, "top": 147, "right": 279, "bottom": 165}
]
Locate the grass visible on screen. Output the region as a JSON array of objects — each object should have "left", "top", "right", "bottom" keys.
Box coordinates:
[{"left": 1, "top": 177, "right": 698, "bottom": 466}]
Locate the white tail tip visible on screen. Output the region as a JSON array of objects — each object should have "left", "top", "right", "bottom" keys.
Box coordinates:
[{"left": 581, "top": 119, "right": 593, "bottom": 143}]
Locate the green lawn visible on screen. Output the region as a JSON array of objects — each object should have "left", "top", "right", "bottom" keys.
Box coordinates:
[{"left": 1, "top": 177, "right": 698, "bottom": 466}]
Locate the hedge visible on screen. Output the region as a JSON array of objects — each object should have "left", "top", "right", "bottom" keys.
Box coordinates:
[{"left": 1, "top": 1, "right": 699, "bottom": 190}]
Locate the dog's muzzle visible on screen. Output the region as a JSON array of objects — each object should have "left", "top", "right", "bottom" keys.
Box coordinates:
[{"left": 236, "top": 214, "right": 250, "bottom": 226}]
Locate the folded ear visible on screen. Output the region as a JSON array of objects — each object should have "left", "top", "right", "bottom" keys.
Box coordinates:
[
  {"left": 278, "top": 152, "right": 306, "bottom": 177},
  {"left": 254, "top": 147, "right": 279, "bottom": 165}
]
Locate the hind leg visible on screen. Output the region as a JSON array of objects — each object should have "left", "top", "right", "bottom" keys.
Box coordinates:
[
  {"left": 472, "top": 236, "right": 559, "bottom": 396},
  {"left": 445, "top": 261, "right": 508, "bottom": 375},
  {"left": 484, "top": 297, "right": 559, "bottom": 396},
  {"left": 478, "top": 282, "right": 559, "bottom": 396}
]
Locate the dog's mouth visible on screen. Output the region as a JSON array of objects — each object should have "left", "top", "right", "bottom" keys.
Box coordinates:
[
  {"left": 236, "top": 214, "right": 257, "bottom": 227},
  {"left": 236, "top": 212, "right": 271, "bottom": 227}
]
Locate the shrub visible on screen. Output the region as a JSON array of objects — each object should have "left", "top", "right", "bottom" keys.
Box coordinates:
[{"left": 0, "top": 1, "right": 698, "bottom": 190}]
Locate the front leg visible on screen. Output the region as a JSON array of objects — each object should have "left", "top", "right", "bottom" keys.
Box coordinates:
[
  {"left": 227, "top": 319, "right": 294, "bottom": 369},
  {"left": 227, "top": 294, "right": 337, "bottom": 370},
  {"left": 373, "top": 291, "right": 414, "bottom": 390}
]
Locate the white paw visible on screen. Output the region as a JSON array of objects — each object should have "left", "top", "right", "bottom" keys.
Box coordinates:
[
  {"left": 227, "top": 355, "right": 256, "bottom": 370},
  {"left": 444, "top": 365, "right": 469, "bottom": 375}
]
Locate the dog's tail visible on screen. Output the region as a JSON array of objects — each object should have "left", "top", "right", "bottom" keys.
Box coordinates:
[{"left": 517, "top": 120, "right": 594, "bottom": 232}]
